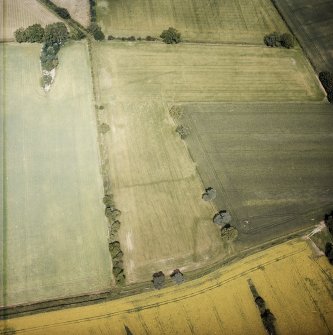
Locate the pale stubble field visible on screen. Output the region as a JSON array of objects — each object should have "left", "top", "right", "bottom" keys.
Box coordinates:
[
  {"left": 97, "top": 0, "right": 289, "bottom": 44},
  {"left": 0, "top": 0, "right": 60, "bottom": 41}
]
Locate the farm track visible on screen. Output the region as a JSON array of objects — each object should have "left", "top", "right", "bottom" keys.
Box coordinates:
[
  {"left": 2, "top": 238, "right": 332, "bottom": 335},
  {"left": 1, "top": 0, "right": 332, "bottom": 322},
  {"left": 0, "top": 225, "right": 314, "bottom": 320}
]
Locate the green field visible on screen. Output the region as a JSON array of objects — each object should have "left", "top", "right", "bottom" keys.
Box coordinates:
[
  {"left": 181, "top": 103, "right": 333, "bottom": 246},
  {"left": 274, "top": 0, "right": 333, "bottom": 72},
  {"left": 96, "top": 0, "right": 289, "bottom": 44},
  {"left": 1, "top": 42, "right": 112, "bottom": 306}
]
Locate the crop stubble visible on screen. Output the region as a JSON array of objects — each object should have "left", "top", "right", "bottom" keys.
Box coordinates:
[
  {"left": 182, "top": 103, "right": 333, "bottom": 247},
  {"left": 92, "top": 41, "right": 324, "bottom": 283},
  {"left": 97, "top": 0, "right": 290, "bottom": 44},
  {"left": 273, "top": 0, "right": 333, "bottom": 72},
  {"left": 0, "top": 0, "right": 61, "bottom": 41}
]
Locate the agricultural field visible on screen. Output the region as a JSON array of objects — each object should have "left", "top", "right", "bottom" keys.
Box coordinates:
[
  {"left": 0, "top": 42, "right": 112, "bottom": 306},
  {"left": 96, "top": 0, "right": 290, "bottom": 44},
  {"left": 0, "top": 0, "right": 61, "bottom": 41},
  {"left": 274, "top": 0, "right": 333, "bottom": 72},
  {"left": 181, "top": 102, "right": 333, "bottom": 247},
  {"left": 91, "top": 41, "right": 325, "bottom": 284},
  {"left": 93, "top": 47, "right": 222, "bottom": 284},
  {"left": 94, "top": 42, "right": 323, "bottom": 103},
  {"left": 2, "top": 238, "right": 332, "bottom": 334},
  {"left": 52, "top": 0, "right": 90, "bottom": 27}
]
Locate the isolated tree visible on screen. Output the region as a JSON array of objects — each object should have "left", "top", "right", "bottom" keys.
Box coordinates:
[
  {"left": 88, "top": 23, "right": 105, "bottom": 40},
  {"left": 220, "top": 224, "right": 238, "bottom": 241},
  {"left": 263, "top": 32, "right": 280, "bottom": 47},
  {"left": 44, "top": 22, "right": 69, "bottom": 46},
  {"left": 170, "top": 269, "right": 184, "bottom": 284},
  {"left": 160, "top": 27, "right": 181, "bottom": 44},
  {"left": 280, "top": 33, "right": 294, "bottom": 48},
  {"left": 14, "top": 27, "right": 27, "bottom": 43},
  {"left": 152, "top": 271, "right": 165, "bottom": 289},
  {"left": 202, "top": 187, "right": 216, "bottom": 201},
  {"left": 55, "top": 7, "right": 71, "bottom": 19},
  {"left": 264, "top": 32, "right": 294, "bottom": 49}
]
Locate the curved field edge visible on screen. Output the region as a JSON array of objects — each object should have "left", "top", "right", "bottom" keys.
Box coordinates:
[{"left": 2, "top": 238, "right": 332, "bottom": 334}]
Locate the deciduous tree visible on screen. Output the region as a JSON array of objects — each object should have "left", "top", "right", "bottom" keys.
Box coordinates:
[{"left": 160, "top": 27, "right": 181, "bottom": 44}]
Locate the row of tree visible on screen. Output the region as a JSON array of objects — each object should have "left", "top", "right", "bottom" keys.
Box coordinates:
[
  {"left": 319, "top": 72, "right": 333, "bottom": 103},
  {"left": 41, "top": 0, "right": 71, "bottom": 20},
  {"left": 89, "top": 0, "right": 97, "bottom": 23},
  {"left": 14, "top": 23, "right": 85, "bottom": 44},
  {"left": 15, "top": 23, "right": 181, "bottom": 44},
  {"left": 264, "top": 32, "right": 294, "bottom": 48},
  {"left": 106, "top": 27, "right": 181, "bottom": 44}
]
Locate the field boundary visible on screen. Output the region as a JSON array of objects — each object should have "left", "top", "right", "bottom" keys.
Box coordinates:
[
  {"left": 0, "top": 224, "right": 315, "bottom": 319},
  {"left": 270, "top": 0, "right": 319, "bottom": 74},
  {"left": 1, "top": 42, "right": 8, "bottom": 318}
]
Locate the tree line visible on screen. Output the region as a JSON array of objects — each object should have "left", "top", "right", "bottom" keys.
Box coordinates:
[{"left": 264, "top": 32, "right": 294, "bottom": 48}]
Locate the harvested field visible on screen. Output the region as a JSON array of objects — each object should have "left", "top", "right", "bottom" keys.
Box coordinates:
[
  {"left": 0, "top": 0, "right": 60, "bottom": 41},
  {"left": 182, "top": 103, "right": 333, "bottom": 247},
  {"left": 273, "top": 0, "right": 333, "bottom": 72},
  {"left": 97, "top": 89, "right": 222, "bottom": 284},
  {"left": 96, "top": 0, "right": 289, "bottom": 44},
  {"left": 91, "top": 42, "right": 324, "bottom": 284},
  {"left": 0, "top": 42, "right": 112, "bottom": 306},
  {"left": 2, "top": 239, "right": 333, "bottom": 334},
  {"left": 52, "top": 0, "right": 90, "bottom": 27},
  {"left": 95, "top": 42, "right": 323, "bottom": 102}
]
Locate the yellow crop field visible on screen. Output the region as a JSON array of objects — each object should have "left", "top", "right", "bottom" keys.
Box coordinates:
[
  {"left": 96, "top": 0, "right": 289, "bottom": 44},
  {"left": 2, "top": 239, "right": 332, "bottom": 334},
  {"left": 0, "top": 0, "right": 61, "bottom": 41}
]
